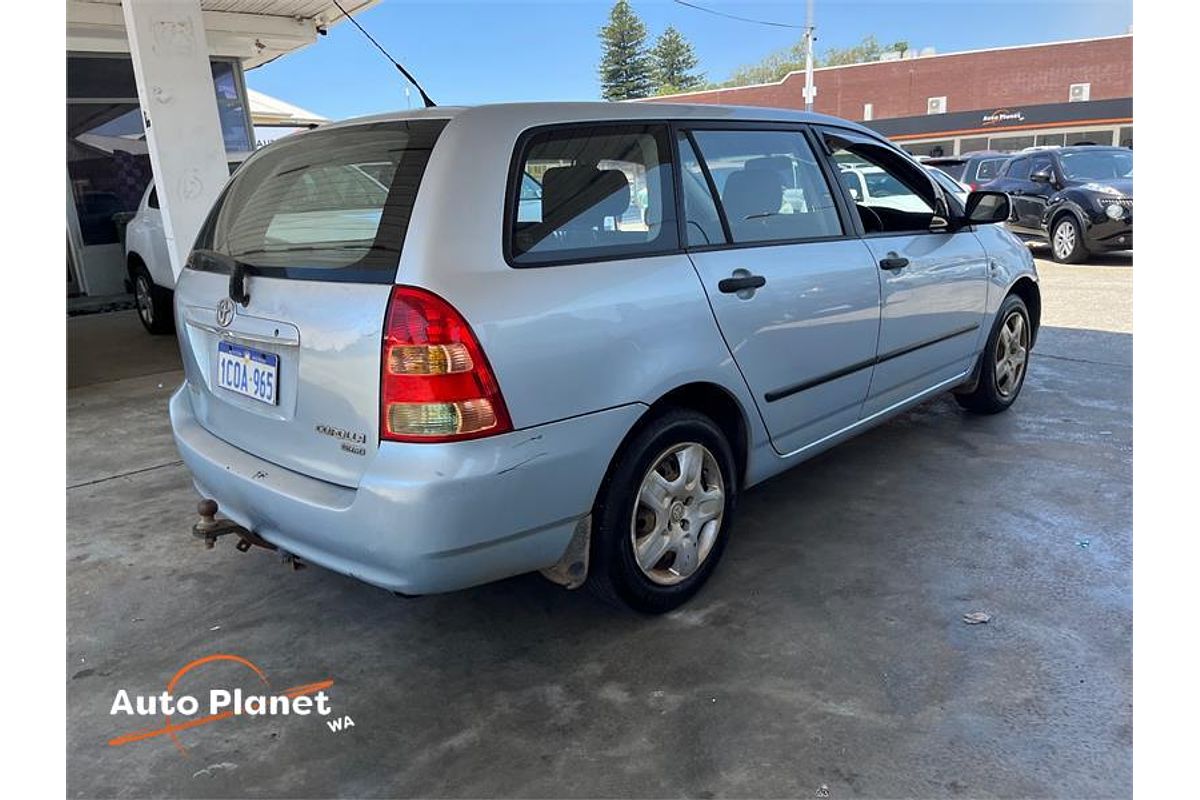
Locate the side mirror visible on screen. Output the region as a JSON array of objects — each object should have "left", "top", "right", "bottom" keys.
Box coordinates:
[
  {"left": 1030, "top": 168, "right": 1053, "bottom": 184},
  {"left": 963, "top": 190, "right": 1010, "bottom": 225}
]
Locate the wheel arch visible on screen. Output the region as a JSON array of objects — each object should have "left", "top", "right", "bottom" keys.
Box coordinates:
[
  {"left": 1047, "top": 202, "right": 1086, "bottom": 237},
  {"left": 601, "top": 382, "right": 752, "bottom": 501},
  {"left": 1007, "top": 276, "right": 1042, "bottom": 347},
  {"left": 126, "top": 250, "right": 147, "bottom": 278}
]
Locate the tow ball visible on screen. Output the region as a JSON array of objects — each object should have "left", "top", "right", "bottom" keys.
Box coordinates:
[{"left": 192, "top": 499, "right": 305, "bottom": 570}]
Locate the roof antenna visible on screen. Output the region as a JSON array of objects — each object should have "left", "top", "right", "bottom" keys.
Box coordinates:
[{"left": 329, "top": 0, "right": 436, "bottom": 108}]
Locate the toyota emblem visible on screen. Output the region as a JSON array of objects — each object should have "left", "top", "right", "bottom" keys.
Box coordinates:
[{"left": 216, "top": 298, "right": 235, "bottom": 328}]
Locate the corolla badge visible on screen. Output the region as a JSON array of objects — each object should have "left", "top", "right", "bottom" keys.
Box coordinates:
[{"left": 216, "top": 298, "right": 235, "bottom": 328}]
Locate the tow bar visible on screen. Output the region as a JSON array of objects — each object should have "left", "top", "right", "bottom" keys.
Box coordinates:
[{"left": 192, "top": 499, "right": 306, "bottom": 570}]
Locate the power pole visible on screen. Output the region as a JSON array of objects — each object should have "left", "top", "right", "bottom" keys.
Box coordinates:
[{"left": 802, "top": 0, "right": 816, "bottom": 112}]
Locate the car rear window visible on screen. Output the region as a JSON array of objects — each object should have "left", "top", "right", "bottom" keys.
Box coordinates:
[
  {"left": 507, "top": 123, "right": 678, "bottom": 267},
  {"left": 191, "top": 119, "right": 447, "bottom": 283}
]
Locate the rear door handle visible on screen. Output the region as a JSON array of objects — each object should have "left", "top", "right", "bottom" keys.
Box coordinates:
[
  {"left": 718, "top": 273, "right": 767, "bottom": 293},
  {"left": 879, "top": 254, "right": 909, "bottom": 271}
]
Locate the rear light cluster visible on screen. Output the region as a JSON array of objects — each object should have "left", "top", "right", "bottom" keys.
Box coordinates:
[{"left": 380, "top": 286, "right": 512, "bottom": 443}]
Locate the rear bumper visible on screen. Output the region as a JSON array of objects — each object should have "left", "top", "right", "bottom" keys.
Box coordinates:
[{"left": 170, "top": 386, "right": 643, "bottom": 594}]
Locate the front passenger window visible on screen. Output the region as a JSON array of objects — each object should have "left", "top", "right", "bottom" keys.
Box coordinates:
[{"left": 822, "top": 133, "right": 939, "bottom": 234}]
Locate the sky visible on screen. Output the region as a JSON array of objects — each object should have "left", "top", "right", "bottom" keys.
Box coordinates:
[{"left": 247, "top": 0, "right": 1133, "bottom": 120}]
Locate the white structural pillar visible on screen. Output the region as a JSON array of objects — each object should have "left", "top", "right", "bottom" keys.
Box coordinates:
[{"left": 122, "top": 0, "right": 230, "bottom": 279}]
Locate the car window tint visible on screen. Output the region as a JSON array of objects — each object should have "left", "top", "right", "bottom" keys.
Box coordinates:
[
  {"left": 975, "top": 158, "right": 1006, "bottom": 181},
  {"left": 677, "top": 134, "right": 727, "bottom": 247},
  {"left": 688, "top": 128, "right": 843, "bottom": 244},
  {"left": 509, "top": 124, "right": 677, "bottom": 266},
  {"left": 1030, "top": 155, "right": 1053, "bottom": 175},
  {"left": 822, "top": 132, "right": 938, "bottom": 234},
  {"left": 1007, "top": 158, "right": 1032, "bottom": 180},
  {"left": 933, "top": 161, "right": 967, "bottom": 181}
]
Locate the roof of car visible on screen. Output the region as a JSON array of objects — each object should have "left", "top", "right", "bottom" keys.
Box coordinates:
[{"left": 315, "top": 101, "right": 880, "bottom": 137}]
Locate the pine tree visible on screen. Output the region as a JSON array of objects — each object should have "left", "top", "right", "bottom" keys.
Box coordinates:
[
  {"left": 652, "top": 25, "right": 703, "bottom": 95},
  {"left": 598, "top": 1, "right": 653, "bottom": 101}
]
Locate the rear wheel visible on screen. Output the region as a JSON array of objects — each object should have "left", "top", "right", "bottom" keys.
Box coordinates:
[
  {"left": 132, "top": 265, "right": 174, "bottom": 335},
  {"left": 956, "top": 294, "right": 1031, "bottom": 414},
  {"left": 1051, "top": 215, "right": 1088, "bottom": 264},
  {"left": 588, "top": 409, "right": 737, "bottom": 614}
]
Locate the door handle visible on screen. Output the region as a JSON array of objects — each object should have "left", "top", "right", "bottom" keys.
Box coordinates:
[
  {"left": 718, "top": 273, "right": 767, "bottom": 294},
  {"left": 878, "top": 254, "right": 909, "bottom": 271}
]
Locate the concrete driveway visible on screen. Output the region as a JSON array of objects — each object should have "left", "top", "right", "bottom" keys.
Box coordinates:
[{"left": 67, "top": 255, "right": 1131, "bottom": 798}]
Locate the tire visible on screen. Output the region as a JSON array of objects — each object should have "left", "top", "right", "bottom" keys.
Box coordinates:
[
  {"left": 588, "top": 408, "right": 737, "bottom": 614},
  {"left": 132, "top": 264, "right": 174, "bottom": 335},
  {"left": 955, "top": 294, "right": 1032, "bottom": 415},
  {"left": 1050, "top": 215, "right": 1088, "bottom": 264}
]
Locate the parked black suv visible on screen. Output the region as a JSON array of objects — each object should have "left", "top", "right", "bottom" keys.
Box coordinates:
[
  {"left": 926, "top": 151, "right": 1011, "bottom": 191},
  {"left": 984, "top": 146, "right": 1132, "bottom": 263}
]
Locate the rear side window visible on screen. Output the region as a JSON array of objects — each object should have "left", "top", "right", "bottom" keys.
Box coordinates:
[
  {"left": 508, "top": 124, "right": 678, "bottom": 266},
  {"left": 192, "top": 119, "right": 447, "bottom": 283},
  {"left": 1006, "top": 158, "right": 1032, "bottom": 180},
  {"left": 688, "top": 128, "right": 843, "bottom": 245},
  {"left": 974, "top": 158, "right": 1006, "bottom": 182}
]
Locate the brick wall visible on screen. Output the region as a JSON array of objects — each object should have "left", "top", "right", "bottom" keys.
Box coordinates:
[{"left": 656, "top": 35, "right": 1132, "bottom": 121}]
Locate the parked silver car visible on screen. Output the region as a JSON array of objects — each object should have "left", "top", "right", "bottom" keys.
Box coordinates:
[{"left": 172, "top": 102, "right": 1038, "bottom": 613}]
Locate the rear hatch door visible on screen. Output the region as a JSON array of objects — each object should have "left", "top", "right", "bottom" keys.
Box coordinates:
[{"left": 174, "top": 118, "right": 447, "bottom": 487}]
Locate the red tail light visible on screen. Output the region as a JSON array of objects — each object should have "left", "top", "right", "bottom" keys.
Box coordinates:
[
  {"left": 969, "top": 182, "right": 979, "bottom": 191},
  {"left": 380, "top": 286, "right": 512, "bottom": 443}
]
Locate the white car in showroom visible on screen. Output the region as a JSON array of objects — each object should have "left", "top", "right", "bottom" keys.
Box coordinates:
[{"left": 123, "top": 181, "right": 177, "bottom": 334}]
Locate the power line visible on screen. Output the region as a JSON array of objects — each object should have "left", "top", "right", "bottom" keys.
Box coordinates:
[
  {"left": 672, "top": 0, "right": 804, "bottom": 30},
  {"left": 329, "top": 0, "right": 436, "bottom": 108}
]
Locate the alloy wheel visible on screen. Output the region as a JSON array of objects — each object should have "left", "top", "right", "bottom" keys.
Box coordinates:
[
  {"left": 994, "top": 310, "right": 1029, "bottom": 398},
  {"left": 1053, "top": 219, "right": 1077, "bottom": 261},
  {"left": 630, "top": 442, "right": 725, "bottom": 586},
  {"left": 135, "top": 275, "right": 153, "bottom": 326}
]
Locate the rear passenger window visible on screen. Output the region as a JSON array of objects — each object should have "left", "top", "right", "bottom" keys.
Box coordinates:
[
  {"left": 975, "top": 158, "right": 1006, "bottom": 182},
  {"left": 688, "top": 128, "right": 843, "bottom": 245},
  {"left": 1007, "top": 158, "right": 1032, "bottom": 180},
  {"left": 509, "top": 124, "right": 677, "bottom": 266},
  {"left": 677, "top": 134, "right": 727, "bottom": 247}
]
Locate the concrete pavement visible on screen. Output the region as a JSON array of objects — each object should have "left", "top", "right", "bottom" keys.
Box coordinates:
[{"left": 66, "top": 254, "right": 1132, "bottom": 798}]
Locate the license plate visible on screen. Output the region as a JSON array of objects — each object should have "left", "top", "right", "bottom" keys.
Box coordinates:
[{"left": 217, "top": 341, "right": 279, "bottom": 406}]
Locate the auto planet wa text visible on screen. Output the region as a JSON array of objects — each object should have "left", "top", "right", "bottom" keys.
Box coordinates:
[{"left": 110, "top": 688, "right": 332, "bottom": 717}]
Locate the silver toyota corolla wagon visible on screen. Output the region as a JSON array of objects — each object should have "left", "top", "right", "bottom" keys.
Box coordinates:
[{"left": 172, "top": 102, "right": 1038, "bottom": 613}]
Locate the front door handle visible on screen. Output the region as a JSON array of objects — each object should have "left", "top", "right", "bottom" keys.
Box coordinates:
[
  {"left": 718, "top": 273, "right": 767, "bottom": 294},
  {"left": 879, "top": 254, "right": 909, "bottom": 271}
]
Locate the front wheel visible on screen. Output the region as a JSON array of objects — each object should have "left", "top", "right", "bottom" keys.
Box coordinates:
[
  {"left": 588, "top": 409, "right": 737, "bottom": 614},
  {"left": 956, "top": 294, "right": 1031, "bottom": 414},
  {"left": 1051, "top": 215, "right": 1088, "bottom": 264}
]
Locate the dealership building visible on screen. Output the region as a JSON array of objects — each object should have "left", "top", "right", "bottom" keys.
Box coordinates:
[{"left": 651, "top": 34, "right": 1132, "bottom": 158}]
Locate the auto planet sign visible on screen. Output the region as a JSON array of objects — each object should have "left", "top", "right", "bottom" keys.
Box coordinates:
[{"left": 981, "top": 108, "right": 1027, "bottom": 126}]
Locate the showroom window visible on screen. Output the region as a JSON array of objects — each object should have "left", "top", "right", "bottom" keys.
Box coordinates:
[{"left": 66, "top": 54, "right": 254, "bottom": 247}]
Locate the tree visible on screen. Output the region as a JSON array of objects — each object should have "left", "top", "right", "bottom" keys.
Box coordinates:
[
  {"left": 599, "top": 1, "right": 653, "bottom": 101},
  {"left": 716, "top": 35, "right": 909, "bottom": 89},
  {"left": 651, "top": 25, "right": 704, "bottom": 95},
  {"left": 819, "top": 35, "right": 886, "bottom": 67}
]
